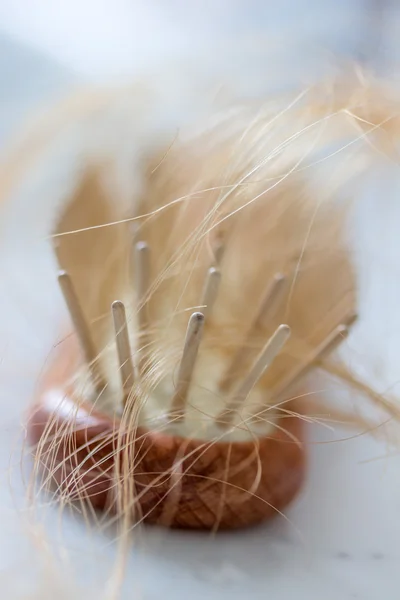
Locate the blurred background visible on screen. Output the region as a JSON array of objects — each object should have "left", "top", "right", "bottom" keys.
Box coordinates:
[
  {"left": 0, "top": 1, "right": 400, "bottom": 599},
  {"left": 0, "top": 0, "right": 397, "bottom": 142}
]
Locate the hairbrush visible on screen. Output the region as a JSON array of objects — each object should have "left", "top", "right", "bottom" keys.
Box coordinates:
[
  {"left": 19, "top": 68, "right": 400, "bottom": 533},
  {"left": 25, "top": 103, "right": 361, "bottom": 532}
]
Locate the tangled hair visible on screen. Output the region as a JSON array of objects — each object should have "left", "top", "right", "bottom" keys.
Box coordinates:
[{"left": 1, "top": 64, "right": 400, "bottom": 597}]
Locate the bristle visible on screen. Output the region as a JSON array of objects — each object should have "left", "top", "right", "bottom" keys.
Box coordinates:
[
  {"left": 58, "top": 270, "right": 105, "bottom": 393},
  {"left": 219, "top": 272, "right": 287, "bottom": 392},
  {"left": 217, "top": 324, "right": 291, "bottom": 428},
  {"left": 266, "top": 322, "right": 351, "bottom": 404},
  {"left": 134, "top": 241, "right": 151, "bottom": 376},
  {"left": 200, "top": 266, "right": 221, "bottom": 319},
  {"left": 170, "top": 312, "right": 205, "bottom": 421},
  {"left": 111, "top": 300, "right": 135, "bottom": 406}
]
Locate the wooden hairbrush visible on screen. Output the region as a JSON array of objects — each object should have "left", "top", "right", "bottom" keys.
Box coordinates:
[{"left": 26, "top": 111, "right": 358, "bottom": 531}]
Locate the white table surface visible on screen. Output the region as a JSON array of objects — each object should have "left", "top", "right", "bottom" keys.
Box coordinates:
[{"left": 0, "top": 3, "right": 400, "bottom": 598}]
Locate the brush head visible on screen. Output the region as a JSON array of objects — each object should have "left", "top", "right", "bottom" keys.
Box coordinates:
[{"left": 28, "top": 332, "right": 306, "bottom": 530}]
